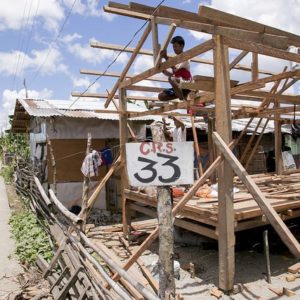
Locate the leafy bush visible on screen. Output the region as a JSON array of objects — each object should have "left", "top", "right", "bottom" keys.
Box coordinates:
[
  {"left": 0, "top": 132, "right": 30, "bottom": 160},
  {"left": 0, "top": 164, "right": 14, "bottom": 183},
  {"left": 9, "top": 211, "right": 53, "bottom": 264}
]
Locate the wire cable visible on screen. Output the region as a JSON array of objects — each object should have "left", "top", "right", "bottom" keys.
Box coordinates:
[
  {"left": 64, "top": 0, "right": 167, "bottom": 113},
  {"left": 28, "top": 0, "right": 78, "bottom": 85},
  {"left": 19, "top": 0, "right": 41, "bottom": 90},
  {"left": 11, "top": 0, "right": 29, "bottom": 91}
]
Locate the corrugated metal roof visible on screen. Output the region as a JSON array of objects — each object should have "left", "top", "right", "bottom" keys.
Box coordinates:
[{"left": 17, "top": 98, "right": 159, "bottom": 121}]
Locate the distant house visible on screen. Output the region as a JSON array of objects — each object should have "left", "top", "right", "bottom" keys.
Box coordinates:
[{"left": 11, "top": 98, "right": 156, "bottom": 210}]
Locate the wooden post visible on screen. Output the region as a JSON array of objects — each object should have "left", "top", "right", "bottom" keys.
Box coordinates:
[
  {"left": 213, "top": 35, "right": 235, "bottom": 291},
  {"left": 157, "top": 186, "right": 175, "bottom": 299},
  {"left": 275, "top": 115, "right": 283, "bottom": 174},
  {"left": 154, "top": 23, "right": 177, "bottom": 67},
  {"left": 191, "top": 116, "right": 203, "bottom": 176},
  {"left": 119, "top": 88, "right": 130, "bottom": 237},
  {"left": 151, "top": 123, "right": 175, "bottom": 298},
  {"left": 251, "top": 52, "right": 259, "bottom": 81},
  {"left": 208, "top": 117, "right": 217, "bottom": 182},
  {"left": 151, "top": 17, "right": 160, "bottom": 64},
  {"left": 245, "top": 119, "right": 269, "bottom": 170},
  {"left": 81, "top": 133, "right": 92, "bottom": 227},
  {"left": 47, "top": 136, "right": 57, "bottom": 195}
]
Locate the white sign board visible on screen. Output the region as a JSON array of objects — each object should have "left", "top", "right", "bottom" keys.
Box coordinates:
[{"left": 126, "top": 142, "right": 194, "bottom": 187}]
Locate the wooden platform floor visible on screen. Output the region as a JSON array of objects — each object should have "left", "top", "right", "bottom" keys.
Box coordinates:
[{"left": 125, "top": 172, "right": 300, "bottom": 240}]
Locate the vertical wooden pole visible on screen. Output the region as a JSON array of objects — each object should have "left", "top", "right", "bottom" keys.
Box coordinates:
[
  {"left": 208, "top": 117, "right": 217, "bottom": 182},
  {"left": 157, "top": 186, "right": 175, "bottom": 299},
  {"left": 151, "top": 124, "right": 175, "bottom": 299},
  {"left": 213, "top": 35, "right": 235, "bottom": 292},
  {"left": 275, "top": 111, "right": 283, "bottom": 174},
  {"left": 151, "top": 17, "right": 160, "bottom": 64},
  {"left": 81, "top": 132, "right": 92, "bottom": 227},
  {"left": 251, "top": 52, "right": 258, "bottom": 81},
  {"left": 47, "top": 136, "right": 57, "bottom": 195},
  {"left": 191, "top": 116, "right": 203, "bottom": 176},
  {"left": 119, "top": 88, "right": 130, "bottom": 236}
]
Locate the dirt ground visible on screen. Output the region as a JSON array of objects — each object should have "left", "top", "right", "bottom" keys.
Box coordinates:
[
  {"left": 139, "top": 223, "right": 300, "bottom": 300},
  {"left": 3, "top": 180, "right": 300, "bottom": 299}
]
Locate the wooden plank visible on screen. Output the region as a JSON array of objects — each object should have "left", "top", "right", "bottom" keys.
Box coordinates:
[
  {"left": 104, "top": 23, "right": 152, "bottom": 108},
  {"left": 212, "top": 131, "right": 300, "bottom": 259},
  {"left": 198, "top": 5, "right": 300, "bottom": 45},
  {"left": 288, "top": 262, "right": 300, "bottom": 274},
  {"left": 129, "top": 203, "right": 218, "bottom": 239},
  {"left": 119, "top": 89, "right": 130, "bottom": 236},
  {"left": 120, "top": 39, "right": 214, "bottom": 88},
  {"left": 213, "top": 35, "right": 235, "bottom": 291},
  {"left": 71, "top": 92, "right": 160, "bottom": 102},
  {"left": 109, "top": 3, "right": 290, "bottom": 50},
  {"left": 90, "top": 40, "right": 274, "bottom": 75},
  {"left": 252, "top": 53, "right": 258, "bottom": 81},
  {"left": 224, "top": 36, "right": 300, "bottom": 63},
  {"left": 191, "top": 116, "right": 203, "bottom": 176},
  {"left": 151, "top": 16, "right": 159, "bottom": 63},
  {"left": 154, "top": 22, "right": 177, "bottom": 67},
  {"left": 245, "top": 119, "right": 269, "bottom": 170},
  {"left": 229, "top": 50, "right": 248, "bottom": 70},
  {"left": 275, "top": 118, "right": 283, "bottom": 174},
  {"left": 80, "top": 69, "right": 168, "bottom": 82}
]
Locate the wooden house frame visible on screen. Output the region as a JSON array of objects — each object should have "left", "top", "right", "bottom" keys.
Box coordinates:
[{"left": 76, "top": 2, "right": 300, "bottom": 292}]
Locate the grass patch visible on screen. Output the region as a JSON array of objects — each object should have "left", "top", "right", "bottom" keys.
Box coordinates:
[
  {"left": 0, "top": 164, "right": 14, "bottom": 183},
  {"left": 9, "top": 210, "right": 53, "bottom": 264}
]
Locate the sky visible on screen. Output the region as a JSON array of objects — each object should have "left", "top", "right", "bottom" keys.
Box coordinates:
[{"left": 1, "top": 0, "right": 300, "bottom": 131}]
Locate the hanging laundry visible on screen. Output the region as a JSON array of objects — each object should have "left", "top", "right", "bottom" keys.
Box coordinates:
[
  {"left": 81, "top": 150, "right": 102, "bottom": 177},
  {"left": 99, "top": 148, "right": 113, "bottom": 165}
]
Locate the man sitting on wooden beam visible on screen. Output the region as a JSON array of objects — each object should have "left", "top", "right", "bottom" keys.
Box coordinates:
[{"left": 158, "top": 36, "right": 192, "bottom": 102}]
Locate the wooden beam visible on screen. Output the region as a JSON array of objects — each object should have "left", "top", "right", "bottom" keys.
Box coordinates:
[
  {"left": 213, "top": 35, "right": 235, "bottom": 291},
  {"left": 191, "top": 116, "right": 203, "bottom": 176},
  {"left": 229, "top": 50, "right": 248, "bottom": 70},
  {"left": 104, "top": 23, "right": 152, "bottom": 108},
  {"left": 91, "top": 40, "right": 274, "bottom": 76},
  {"left": 154, "top": 22, "right": 177, "bottom": 67},
  {"left": 224, "top": 36, "right": 300, "bottom": 63},
  {"left": 120, "top": 39, "right": 214, "bottom": 88},
  {"left": 151, "top": 16, "right": 159, "bottom": 63},
  {"left": 119, "top": 88, "right": 130, "bottom": 236},
  {"left": 125, "top": 85, "right": 164, "bottom": 93},
  {"left": 212, "top": 131, "right": 300, "bottom": 259},
  {"left": 71, "top": 92, "right": 160, "bottom": 102},
  {"left": 252, "top": 53, "right": 258, "bottom": 81},
  {"left": 80, "top": 69, "right": 168, "bottom": 82},
  {"left": 198, "top": 5, "right": 300, "bottom": 46}
]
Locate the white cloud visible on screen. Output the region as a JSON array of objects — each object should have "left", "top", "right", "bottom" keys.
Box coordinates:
[
  {"left": 0, "top": 88, "right": 53, "bottom": 131},
  {"left": 209, "top": 0, "right": 300, "bottom": 35},
  {"left": 60, "top": 33, "right": 82, "bottom": 44},
  {"left": 0, "top": 0, "right": 64, "bottom": 32},
  {"left": 133, "top": 56, "right": 154, "bottom": 74},
  {"left": 63, "top": 0, "right": 115, "bottom": 21},
  {"left": 67, "top": 40, "right": 128, "bottom": 65},
  {"left": 0, "top": 47, "right": 68, "bottom": 78},
  {"left": 71, "top": 76, "right": 100, "bottom": 93}
]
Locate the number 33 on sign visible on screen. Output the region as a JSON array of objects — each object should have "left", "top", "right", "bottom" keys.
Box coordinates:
[{"left": 125, "top": 142, "right": 194, "bottom": 187}]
